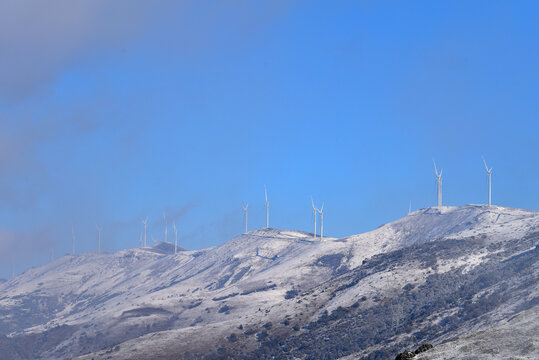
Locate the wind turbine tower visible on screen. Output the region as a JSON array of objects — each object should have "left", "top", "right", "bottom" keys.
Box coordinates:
[
  {"left": 311, "top": 196, "right": 317, "bottom": 238},
  {"left": 317, "top": 203, "right": 325, "bottom": 240},
  {"left": 242, "top": 203, "right": 249, "bottom": 233},
  {"left": 141, "top": 218, "right": 148, "bottom": 247},
  {"left": 264, "top": 185, "right": 269, "bottom": 229},
  {"left": 482, "top": 156, "right": 493, "bottom": 206},
  {"left": 173, "top": 223, "right": 178, "bottom": 254},
  {"left": 433, "top": 159, "right": 443, "bottom": 207},
  {"left": 96, "top": 224, "right": 102, "bottom": 253}
]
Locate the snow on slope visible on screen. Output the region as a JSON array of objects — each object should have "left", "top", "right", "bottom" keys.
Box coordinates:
[
  {"left": 0, "top": 205, "right": 537, "bottom": 359},
  {"left": 415, "top": 306, "right": 539, "bottom": 359}
]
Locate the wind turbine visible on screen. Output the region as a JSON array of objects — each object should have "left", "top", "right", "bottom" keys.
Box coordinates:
[
  {"left": 317, "top": 203, "right": 325, "bottom": 240},
  {"left": 173, "top": 222, "right": 178, "bottom": 254},
  {"left": 264, "top": 185, "right": 269, "bottom": 229},
  {"left": 95, "top": 224, "right": 102, "bottom": 253},
  {"left": 163, "top": 212, "right": 168, "bottom": 243},
  {"left": 408, "top": 200, "right": 412, "bottom": 215},
  {"left": 482, "top": 155, "right": 493, "bottom": 206},
  {"left": 242, "top": 203, "right": 249, "bottom": 233},
  {"left": 311, "top": 196, "right": 317, "bottom": 238},
  {"left": 141, "top": 218, "right": 148, "bottom": 247},
  {"left": 71, "top": 224, "right": 77, "bottom": 255},
  {"left": 433, "top": 159, "right": 443, "bottom": 207}
]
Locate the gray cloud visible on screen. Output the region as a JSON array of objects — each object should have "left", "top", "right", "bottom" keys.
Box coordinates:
[
  {"left": 0, "top": 0, "right": 294, "bottom": 100},
  {"left": 0, "top": 0, "right": 162, "bottom": 99},
  {"left": 0, "top": 226, "right": 55, "bottom": 263},
  {"left": 0, "top": 115, "right": 101, "bottom": 210}
]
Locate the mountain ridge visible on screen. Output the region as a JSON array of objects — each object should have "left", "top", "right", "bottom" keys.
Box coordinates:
[{"left": 0, "top": 204, "right": 537, "bottom": 359}]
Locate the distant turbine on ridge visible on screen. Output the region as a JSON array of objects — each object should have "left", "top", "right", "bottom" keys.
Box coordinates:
[
  {"left": 311, "top": 196, "right": 318, "bottom": 238},
  {"left": 317, "top": 203, "right": 325, "bottom": 240},
  {"left": 141, "top": 218, "right": 148, "bottom": 247},
  {"left": 433, "top": 159, "right": 443, "bottom": 207},
  {"left": 242, "top": 203, "right": 249, "bottom": 233},
  {"left": 482, "top": 155, "right": 493, "bottom": 206},
  {"left": 173, "top": 222, "right": 178, "bottom": 254},
  {"left": 95, "top": 224, "right": 102, "bottom": 253},
  {"left": 264, "top": 185, "right": 269, "bottom": 229}
]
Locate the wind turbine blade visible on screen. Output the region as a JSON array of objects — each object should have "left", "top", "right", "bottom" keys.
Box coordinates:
[
  {"left": 433, "top": 158, "right": 438, "bottom": 175},
  {"left": 482, "top": 155, "right": 489, "bottom": 171},
  {"left": 264, "top": 184, "right": 268, "bottom": 202},
  {"left": 320, "top": 203, "right": 324, "bottom": 212},
  {"left": 439, "top": 169, "right": 443, "bottom": 177}
]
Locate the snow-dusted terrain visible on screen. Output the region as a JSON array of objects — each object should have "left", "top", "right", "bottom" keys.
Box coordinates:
[
  {"left": 0, "top": 205, "right": 537, "bottom": 359},
  {"left": 414, "top": 306, "right": 538, "bottom": 359}
]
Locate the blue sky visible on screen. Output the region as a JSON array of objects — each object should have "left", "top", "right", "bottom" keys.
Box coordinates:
[{"left": 0, "top": 1, "right": 537, "bottom": 279}]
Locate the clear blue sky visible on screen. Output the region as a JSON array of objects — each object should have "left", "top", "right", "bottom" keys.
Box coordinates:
[{"left": 0, "top": 1, "right": 537, "bottom": 279}]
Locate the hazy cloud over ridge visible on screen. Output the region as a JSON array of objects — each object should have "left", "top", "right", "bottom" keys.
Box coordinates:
[
  {"left": 0, "top": 0, "right": 159, "bottom": 99},
  {"left": 0, "top": 0, "right": 291, "bottom": 100}
]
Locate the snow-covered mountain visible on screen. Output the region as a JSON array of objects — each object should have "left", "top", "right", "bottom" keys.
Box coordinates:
[{"left": 0, "top": 205, "right": 537, "bottom": 359}]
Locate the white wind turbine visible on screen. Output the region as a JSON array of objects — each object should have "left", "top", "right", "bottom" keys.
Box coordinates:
[
  {"left": 433, "top": 159, "right": 443, "bottom": 207},
  {"left": 95, "top": 224, "right": 102, "bottom": 253},
  {"left": 141, "top": 218, "right": 148, "bottom": 247},
  {"left": 264, "top": 185, "right": 269, "bottom": 229},
  {"left": 311, "top": 196, "right": 318, "bottom": 238},
  {"left": 173, "top": 222, "right": 178, "bottom": 254},
  {"left": 242, "top": 203, "right": 249, "bottom": 233},
  {"left": 482, "top": 155, "right": 493, "bottom": 206},
  {"left": 317, "top": 203, "right": 325, "bottom": 240}
]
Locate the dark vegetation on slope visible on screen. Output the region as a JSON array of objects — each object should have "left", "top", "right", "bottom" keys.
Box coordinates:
[{"left": 0, "top": 325, "right": 77, "bottom": 360}]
